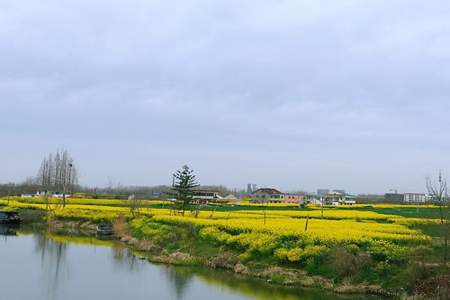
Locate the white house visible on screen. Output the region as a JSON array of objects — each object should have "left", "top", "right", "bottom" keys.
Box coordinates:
[
  {"left": 192, "top": 190, "right": 222, "bottom": 204},
  {"left": 403, "top": 193, "right": 427, "bottom": 203}
]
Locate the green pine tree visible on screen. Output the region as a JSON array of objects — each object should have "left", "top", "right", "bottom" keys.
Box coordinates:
[{"left": 172, "top": 165, "right": 199, "bottom": 215}]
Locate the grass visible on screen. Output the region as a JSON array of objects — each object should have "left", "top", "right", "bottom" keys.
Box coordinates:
[{"left": 351, "top": 206, "right": 446, "bottom": 219}]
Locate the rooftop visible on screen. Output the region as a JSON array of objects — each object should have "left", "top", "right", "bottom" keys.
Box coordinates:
[{"left": 252, "top": 188, "right": 283, "bottom": 195}]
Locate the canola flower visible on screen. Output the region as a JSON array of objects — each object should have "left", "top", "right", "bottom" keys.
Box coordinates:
[
  {"left": 2, "top": 196, "right": 439, "bottom": 275},
  {"left": 0, "top": 198, "right": 436, "bottom": 245},
  {"left": 151, "top": 214, "right": 429, "bottom": 244},
  {"left": 4, "top": 196, "right": 171, "bottom": 207},
  {"left": 234, "top": 209, "right": 394, "bottom": 221}
]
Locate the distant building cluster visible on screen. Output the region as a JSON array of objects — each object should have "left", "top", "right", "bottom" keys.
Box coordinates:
[
  {"left": 317, "top": 189, "right": 346, "bottom": 197},
  {"left": 246, "top": 186, "right": 358, "bottom": 206},
  {"left": 17, "top": 184, "right": 434, "bottom": 206},
  {"left": 385, "top": 192, "right": 428, "bottom": 203},
  {"left": 21, "top": 191, "right": 72, "bottom": 198}
]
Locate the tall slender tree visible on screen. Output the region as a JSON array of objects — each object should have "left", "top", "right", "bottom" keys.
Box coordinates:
[
  {"left": 6, "top": 182, "right": 14, "bottom": 205},
  {"left": 37, "top": 149, "right": 78, "bottom": 208},
  {"left": 171, "top": 165, "right": 199, "bottom": 215}
]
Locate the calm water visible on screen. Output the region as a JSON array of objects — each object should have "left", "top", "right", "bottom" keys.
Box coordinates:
[{"left": 0, "top": 226, "right": 377, "bottom": 300}]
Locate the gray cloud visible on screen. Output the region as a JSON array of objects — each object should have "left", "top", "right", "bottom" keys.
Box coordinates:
[{"left": 1, "top": 0, "right": 450, "bottom": 193}]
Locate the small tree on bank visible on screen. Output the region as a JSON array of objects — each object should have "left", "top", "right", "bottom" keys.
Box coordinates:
[
  {"left": 6, "top": 182, "right": 14, "bottom": 205},
  {"left": 172, "top": 165, "right": 199, "bottom": 215},
  {"left": 426, "top": 171, "right": 450, "bottom": 269},
  {"left": 128, "top": 194, "right": 142, "bottom": 217}
]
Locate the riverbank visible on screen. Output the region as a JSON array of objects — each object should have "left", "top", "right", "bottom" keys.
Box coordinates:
[
  {"left": 2, "top": 199, "right": 449, "bottom": 299},
  {"left": 0, "top": 230, "right": 379, "bottom": 300},
  {"left": 44, "top": 216, "right": 390, "bottom": 298}
]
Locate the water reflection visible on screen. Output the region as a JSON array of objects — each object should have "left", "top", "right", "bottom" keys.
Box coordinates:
[
  {"left": 110, "top": 242, "right": 142, "bottom": 272},
  {"left": 183, "top": 268, "right": 373, "bottom": 300},
  {"left": 34, "top": 234, "right": 68, "bottom": 300},
  {"left": 0, "top": 225, "right": 17, "bottom": 236},
  {"left": 0, "top": 228, "right": 380, "bottom": 300},
  {"left": 163, "top": 266, "right": 194, "bottom": 299}
]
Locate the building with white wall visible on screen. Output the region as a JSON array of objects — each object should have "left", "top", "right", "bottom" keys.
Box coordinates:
[{"left": 403, "top": 193, "right": 427, "bottom": 203}]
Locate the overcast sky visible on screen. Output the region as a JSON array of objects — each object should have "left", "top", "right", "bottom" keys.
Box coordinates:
[{"left": 1, "top": 0, "right": 450, "bottom": 193}]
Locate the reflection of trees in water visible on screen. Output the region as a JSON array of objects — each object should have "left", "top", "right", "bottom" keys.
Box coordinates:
[
  {"left": 190, "top": 268, "right": 371, "bottom": 300},
  {"left": 163, "top": 266, "right": 194, "bottom": 300},
  {"left": 33, "top": 235, "right": 68, "bottom": 300},
  {"left": 110, "top": 243, "right": 142, "bottom": 272},
  {"left": 0, "top": 225, "right": 17, "bottom": 237}
]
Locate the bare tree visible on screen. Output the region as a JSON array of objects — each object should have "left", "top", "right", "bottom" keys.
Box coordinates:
[
  {"left": 37, "top": 149, "right": 78, "bottom": 209},
  {"left": 6, "top": 182, "right": 15, "bottom": 205},
  {"left": 426, "top": 171, "right": 450, "bottom": 268},
  {"left": 38, "top": 154, "right": 53, "bottom": 210},
  {"left": 127, "top": 194, "right": 142, "bottom": 217}
]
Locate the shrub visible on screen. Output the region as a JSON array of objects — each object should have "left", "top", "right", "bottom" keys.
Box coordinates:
[
  {"left": 372, "top": 261, "right": 390, "bottom": 276},
  {"left": 130, "top": 218, "right": 180, "bottom": 245},
  {"left": 278, "top": 245, "right": 330, "bottom": 265},
  {"left": 368, "top": 240, "right": 410, "bottom": 263},
  {"left": 287, "top": 248, "right": 303, "bottom": 262},
  {"left": 113, "top": 214, "right": 128, "bottom": 237},
  {"left": 274, "top": 247, "right": 289, "bottom": 261},
  {"left": 301, "top": 245, "right": 330, "bottom": 264},
  {"left": 239, "top": 251, "right": 253, "bottom": 263},
  {"left": 199, "top": 226, "right": 231, "bottom": 244},
  {"left": 344, "top": 243, "right": 360, "bottom": 255},
  {"left": 333, "top": 247, "right": 372, "bottom": 278}
]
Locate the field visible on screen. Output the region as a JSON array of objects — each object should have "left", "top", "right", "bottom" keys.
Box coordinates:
[{"left": 1, "top": 197, "right": 448, "bottom": 295}]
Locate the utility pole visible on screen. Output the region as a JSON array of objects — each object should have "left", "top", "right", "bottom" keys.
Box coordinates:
[
  {"left": 263, "top": 201, "right": 267, "bottom": 225},
  {"left": 62, "top": 163, "right": 73, "bottom": 208},
  {"left": 321, "top": 197, "right": 324, "bottom": 219}
]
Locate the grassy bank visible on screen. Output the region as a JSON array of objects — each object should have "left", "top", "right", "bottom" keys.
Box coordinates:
[{"left": 1, "top": 197, "right": 449, "bottom": 298}]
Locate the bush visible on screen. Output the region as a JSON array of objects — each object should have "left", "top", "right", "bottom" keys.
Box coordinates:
[
  {"left": 130, "top": 218, "right": 180, "bottom": 245},
  {"left": 239, "top": 251, "right": 252, "bottom": 263},
  {"left": 199, "top": 226, "right": 280, "bottom": 257},
  {"left": 199, "top": 226, "right": 231, "bottom": 244},
  {"left": 333, "top": 247, "right": 372, "bottom": 278},
  {"left": 372, "top": 261, "right": 390, "bottom": 276},
  {"left": 344, "top": 243, "right": 360, "bottom": 255},
  {"left": 274, "top": 247, "right": 289, "bottom": 261},
  {"left": 287, "top": 248, "right": 303, "bottom": 262},
  {"left": 301, "top": 245, "right": 330, "bottom": 263},
  {"left": 368, "top": 240, "right": 410, "bottom": 263},
  {"left": 113, "top": 214, "right": 128, "bottom": 237},
  {"left": 274, "top": 245, "right": 330, "bottom": 266}
]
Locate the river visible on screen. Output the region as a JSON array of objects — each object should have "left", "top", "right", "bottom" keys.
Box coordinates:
[{"left": 0, "top": 225, "right": 378, "bottom": 300}]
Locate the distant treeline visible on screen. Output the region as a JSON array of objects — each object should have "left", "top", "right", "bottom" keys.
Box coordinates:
[{"left": 0, "top": 181, "right": 243, "bottom": 199}]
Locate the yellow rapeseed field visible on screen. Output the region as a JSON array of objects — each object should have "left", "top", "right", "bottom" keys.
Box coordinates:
[{"left": 0, "top": 198, "right": 436, "bottom": 245}]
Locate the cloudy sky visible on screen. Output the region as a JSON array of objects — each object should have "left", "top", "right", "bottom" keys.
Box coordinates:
[{"left": 1, "top": 0, "right": 450, "bottom": 193}]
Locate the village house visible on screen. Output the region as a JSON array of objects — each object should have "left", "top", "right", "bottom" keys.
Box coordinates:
[
  {"left": 283, "top": 193, "right": 305, "bottom": 204},
  {"left": 191, "top": 190, "right": 223, "bottom": 204},
  {"left": 323, "top": 191, "right": 355, "bottom": 205},
  {"left": 251, "top": 188, "right": 284, "bottom": 203},
  {"left": 223, "top": 194, "right": 239, "bottom": 203}
]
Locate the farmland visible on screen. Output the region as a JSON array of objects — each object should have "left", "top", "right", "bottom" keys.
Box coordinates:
[{"left": 1, "top": 197, "right": 448, "bottom": 297}]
